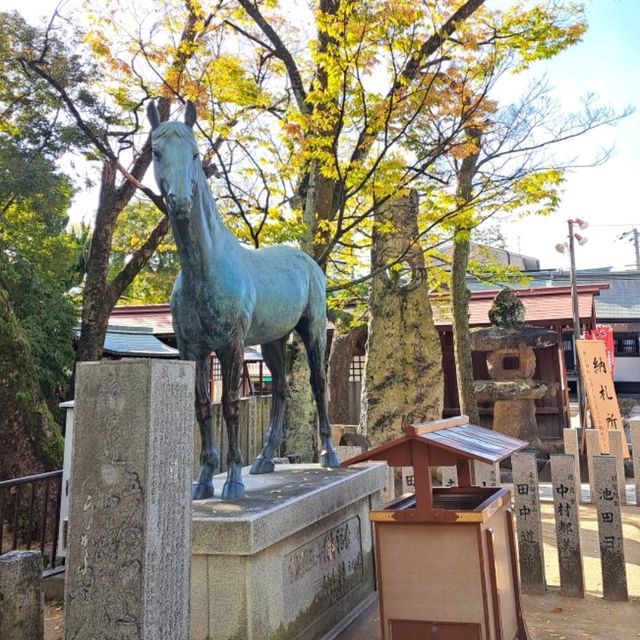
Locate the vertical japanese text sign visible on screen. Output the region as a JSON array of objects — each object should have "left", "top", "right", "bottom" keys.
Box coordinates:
[{"left": 575, "top": 340, "right": 629, "bottom": 456}]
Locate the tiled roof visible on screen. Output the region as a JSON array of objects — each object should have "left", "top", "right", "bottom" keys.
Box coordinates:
[
  {"left": 110, "top": 304, "right": 174, "bottom": 334},
  {"left": 591, "top": 279, "right": 640, "bottom": 320},
  {"left": 433, "top": 286, "right": 603, "bottom": 328},
  {"left": 111, "top": 285, "right": 603, "bottom": 336},
  {"left": 76, "top": 325, "right": 179, "bottom": 357},
  {"left": 472, "top": 269, "right": 640, "bottom": 321}
]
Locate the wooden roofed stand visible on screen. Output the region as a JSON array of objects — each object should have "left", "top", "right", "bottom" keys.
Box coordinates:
[{"left": 342, "top": 415, "right": 529, "bottom": 640}]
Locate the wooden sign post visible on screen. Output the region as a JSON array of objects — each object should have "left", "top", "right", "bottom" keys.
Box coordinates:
[{"left": 575, "top": 340, "right": 629, "bottom": 456}]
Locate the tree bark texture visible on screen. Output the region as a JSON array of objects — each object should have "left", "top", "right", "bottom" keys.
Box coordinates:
[
  {"left": 327, "top": 324, "right": 366, "bottom": 424},
  {"left": 451, "top": 128, "right": 482, "bottom": 423},
  {"left": 0, "top": 288, "right": 63, "bottom": 479},
  {"left": 451, "top": 230, "right": 480, "bottom": 423},
  {"left": 282, "top": 333, "right": 318, "bottom": 462},
  {"left": 360, "top": 191, "right": 444, "bottom": 446}
]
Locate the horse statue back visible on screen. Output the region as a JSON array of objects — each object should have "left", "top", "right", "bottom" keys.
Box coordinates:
[{"left": 147, "top": 100, "right": 338, "bottom": 500}]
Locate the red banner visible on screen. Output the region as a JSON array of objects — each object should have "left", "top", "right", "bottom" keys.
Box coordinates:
[{"left": 585, "top": 325, "right": 615, "bottom": 376}]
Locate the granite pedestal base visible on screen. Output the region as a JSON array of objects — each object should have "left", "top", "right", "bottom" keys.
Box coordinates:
[{"left": 191, "top": 463, "right": 386, "bottom": 640}]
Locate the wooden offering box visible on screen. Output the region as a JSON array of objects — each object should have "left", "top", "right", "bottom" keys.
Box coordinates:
[{"left": 343, "top": 416, "right": 529, "bottom": 640}]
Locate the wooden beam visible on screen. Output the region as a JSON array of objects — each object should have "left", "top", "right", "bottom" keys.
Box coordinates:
[{"left": 404, "top": 415, "right": 469, "bottom": 436}]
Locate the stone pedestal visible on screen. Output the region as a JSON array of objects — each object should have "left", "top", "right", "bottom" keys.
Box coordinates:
[
  {"left": 0, "top": 550, "right": 43, "bottom": 640},
  {"left": 471, "top": 303, "right": 560, "bottom": 447},
  {"left": 64, "top": 359, "right": 195, "bottom": 640},
  {"left": 191, "top": 463, "right": 386, "bottom": 640}
]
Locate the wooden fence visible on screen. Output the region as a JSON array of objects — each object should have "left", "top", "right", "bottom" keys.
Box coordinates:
[{"left": 192, "top": 395, "right": 272, "bottom": 475}]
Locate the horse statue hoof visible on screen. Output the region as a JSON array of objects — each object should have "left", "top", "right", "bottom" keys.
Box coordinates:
[
  {"left": 321, "top": 449, "right": 340, "bottom": 468},
  {"left": 221, "top": 481, "right": 245, "bottom": 500},
  {"left": 249, "top": 456, "right": 275, "bottom": 474},
  {"left": 192, "top": 481, "right": 214, "bottom": 500}
]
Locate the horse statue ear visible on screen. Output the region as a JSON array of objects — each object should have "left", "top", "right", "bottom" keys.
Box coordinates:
[
  {"left": 185, "top": 100, "right": 197, "bottom": 128},
  {"left": 147, "top": 100, "right": 161, "bottom": 131}
]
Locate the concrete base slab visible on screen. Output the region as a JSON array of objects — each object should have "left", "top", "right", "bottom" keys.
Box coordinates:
[{"left": 191, "top": 462, "right": 386, "bottom": 640}]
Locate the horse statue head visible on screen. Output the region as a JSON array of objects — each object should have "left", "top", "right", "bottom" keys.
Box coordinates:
[{"left": 147, "top": 100, "right": 200, "bottom": 219}]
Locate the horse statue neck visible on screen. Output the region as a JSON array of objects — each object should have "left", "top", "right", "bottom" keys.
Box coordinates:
[{"left": 170, "top": 165, "right": 235, "bottom": 283}]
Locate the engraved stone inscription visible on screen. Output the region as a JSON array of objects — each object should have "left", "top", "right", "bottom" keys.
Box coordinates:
[
  {"left": 284, "top": 516, "right": 364, "bottom": 621},
  {"left": 593, "top": 455, "right": 628, "bottom": 601},
  {"left": 550, "top": 454, "right": 585, "bottom": 598},
  {"left": 65, "top": 360, "right": 194, "bottom": 640},
  {"left": 512, "top": 452, "right": 546, "bottom": 595}
]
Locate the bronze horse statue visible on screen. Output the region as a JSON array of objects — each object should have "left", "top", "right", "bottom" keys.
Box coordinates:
[{"left": 147, "top": 100, "right": 338, "bottom": 500}]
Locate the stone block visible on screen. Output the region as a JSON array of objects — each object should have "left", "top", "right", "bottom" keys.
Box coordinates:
[
  {"left": 0, "top": 550, "right": 43, "bottom": 640},
  {"left": 440, "top": 466, "right": 458, "bottom": 487},
  {"left": 550, "top": 454, "right": 584, "bottom": 598},
  {"left": 335, "top": 445, "right": 362, "bottom": 464},
  {"left": 473, "top": 461, "right": 499, "bottom": 487},
  {"left": 512, "top": 453, "right": 546, "bottom": 595},
  {"left": 64, "top": 359, "right": 194, "bottom": 640},
  {"left": 401, "top": 466, "right": 415, "bottom": 494},
  {"left": 609, "top": 430, "right": 627, "bottom": 505},
  {"left": 191, "top": 462, "right": 386, "bottom": 640},
  {"left": 586, "top": 429, "right": 600, "bottom": 502},
  {"left": 563, "top": 428, "right": 582, "bottom": 497},
  {"left": 592, "top": 455, "right": 628, "bottom": 601}
]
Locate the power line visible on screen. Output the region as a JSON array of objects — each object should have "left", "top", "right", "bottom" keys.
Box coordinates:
[{"left": 588, "top": 223, "right": 638, "bottom": 227}]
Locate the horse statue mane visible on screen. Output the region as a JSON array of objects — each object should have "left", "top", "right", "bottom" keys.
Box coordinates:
[{"left": 147, "top": 99, "right": 339, "bottom": 500}]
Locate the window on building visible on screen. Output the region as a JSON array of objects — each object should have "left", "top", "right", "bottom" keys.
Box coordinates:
[
  {"left": 614, "top": 334, "right": 639, "bottom": 357},
  {"left": 563, "top": 336, "right": 576, "bottom": 371},
  {"left": 349, "top": 355, "right": 365, "bottom": 382}
]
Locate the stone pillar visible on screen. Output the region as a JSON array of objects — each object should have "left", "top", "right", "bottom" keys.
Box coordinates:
[
  {"left": 473, "top": 461, "right": 499, "bottom": 487},
  {"left": 512, "top": 453, "right": 546, "bottom": 595},
  {"left": 631, "top": 422, "right": 640, "bottom": 506},
  {"left": 440, "top": 466, "right": 458, "bottom": 487},
  {"left": 401, "top": 467, "right": 415, "bottom": 494},
  {"left": 379, "top": 464, "right": 396, "bottom": 505},
  {"left": 65, "top": 359, "right": 195, "bottom": 640},
  {"left": 563, "top": 428, "right": 582, "bottom": 500},
  {"left": 550, "top": 454, "right": 584, "bottom": 598},
  {"left": 608, "top": 430, "right": 627, "bottom": 505},
  {"left": 335, "top": 446, "right": 362, "bottom": 464},
  {"left": 585, "top": 429, "right": 600, "bottom": 503},
  {"left": 592, "top": 455, "right": 628, "bottom": 601},
  {"left": 0, "top": 550, "right": 43, "bottom": 640}
]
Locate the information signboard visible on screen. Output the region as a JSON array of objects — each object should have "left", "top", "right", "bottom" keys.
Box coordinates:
[{"left": 576, "top": 339, "right": 629, "bottom": 456}]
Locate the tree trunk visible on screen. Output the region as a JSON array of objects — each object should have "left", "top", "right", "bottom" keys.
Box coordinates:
[
  {"left": 360, "top": 191, "right": 444, "bottom": 446},
  {"left": 327, "top": 324, "right": 366, "bottom": 424},
  {"left": 451, "top": 127, "right": 482, "bottom": 423},
  {"left": 76, "top": 160, "right": 119, "bottom": 362},
  {"left": 282, "top": 333, "right": 318, "bottom": 462},
  {"left": 0, "top": 288, "right": 63, "bottom": 479},
  {"left": 451, "top": 229, "right": 480, "bottom": 423}
]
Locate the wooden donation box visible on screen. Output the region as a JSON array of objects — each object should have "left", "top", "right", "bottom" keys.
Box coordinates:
[{"left": 343, "top": 416, "right": 529, "bottom": 640}]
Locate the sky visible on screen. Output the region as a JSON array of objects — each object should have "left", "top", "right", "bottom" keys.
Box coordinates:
[
  {"left": 5, "top": 0, "right": 640, "bottom": 272},
  {"left": 491, "top": 0, "right": 640, "bottom": 271}
]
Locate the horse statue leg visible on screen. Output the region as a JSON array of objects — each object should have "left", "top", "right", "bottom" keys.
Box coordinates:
[
  {"left": 297, "top": 320, "right": 339, "bottom": 468},
  {"left": 250, "top": 336, "right": 288, "bottom": 474},
  {"left": 218, "top": 339, "right": 245, "bottom": 500},
  {"left": 192, "top": 354, "right": 219, "bottom": 500}
]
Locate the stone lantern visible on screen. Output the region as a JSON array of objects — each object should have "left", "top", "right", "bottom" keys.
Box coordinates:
[{"left": 471, "top": 289, "right": 560, "bottom": 448}]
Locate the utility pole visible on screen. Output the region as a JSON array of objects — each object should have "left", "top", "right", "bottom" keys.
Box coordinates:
[
  {"left": 557, "top": 218, "right": 588, "bottom": 429},
  {"left": 568, "top": 219, "right": 585, "bottom": 429},
  {"left": 619, "top": 227, "right": 640, "bottom": 270}
]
